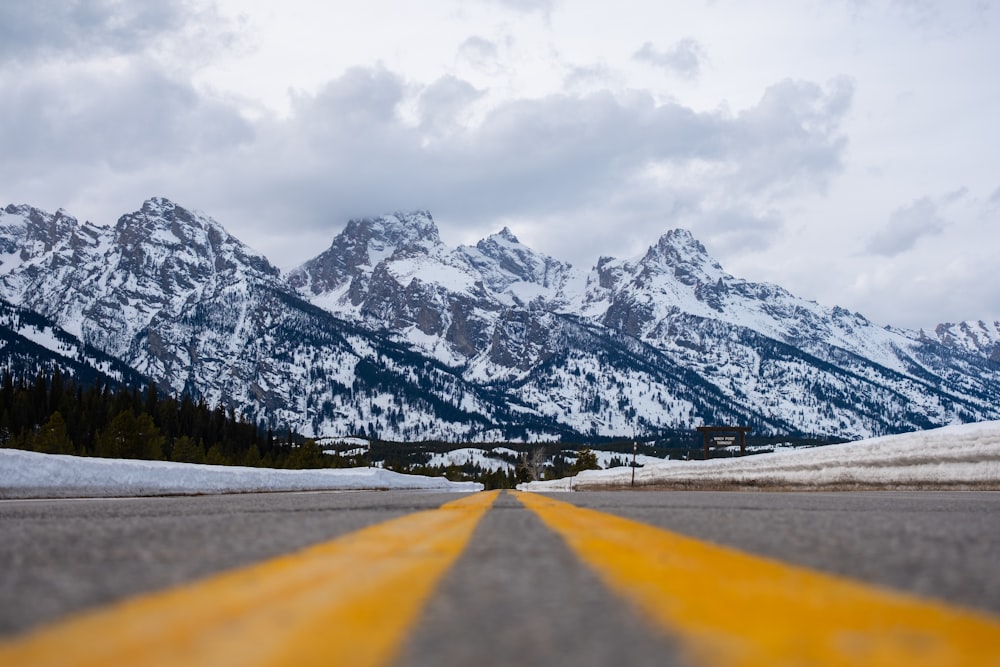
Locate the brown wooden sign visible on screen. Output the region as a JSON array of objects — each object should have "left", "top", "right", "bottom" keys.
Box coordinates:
[{"left": 696, "top": 426, "right": 752, "bottom": 458}]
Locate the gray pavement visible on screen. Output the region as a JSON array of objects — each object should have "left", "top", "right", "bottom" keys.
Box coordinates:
[
  {"left": 0, "top": 490, "right": 460, "bottom": 636},
  {"left": 563, "top": 490, "right": 1000, "bottom": 616},
  {"left": 1, "top": 489, "right": 998, "bottom": 666},
  {"left": 396, "top": 491, "right": 680, "bottom": 667}
]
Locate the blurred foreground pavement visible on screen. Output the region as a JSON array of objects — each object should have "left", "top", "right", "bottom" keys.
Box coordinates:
[{"left": 2, "top": 489, "right": 999, "bottom": 666}]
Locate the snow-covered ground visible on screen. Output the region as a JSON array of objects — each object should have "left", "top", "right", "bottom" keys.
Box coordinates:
[
  {"left": 425, "top": 447, "right": 515, "bottom": 472},
  {"left": 0, "top": 450, "right": 481, "bottom": 499},
  {"left": 519, "top": 422, "right": 1000, "bottom": 491},
  {"left": 565, "top": 449, "right": 671, "bottom": 468}
]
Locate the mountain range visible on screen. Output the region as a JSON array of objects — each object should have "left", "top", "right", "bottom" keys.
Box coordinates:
[{"left": 1, "top": 197, "right": 998, "bottom": 442}]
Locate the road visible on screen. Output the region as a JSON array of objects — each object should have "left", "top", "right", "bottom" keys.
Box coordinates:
[{"left": 1, "top": 489, "right": 999, "bottom": 666}]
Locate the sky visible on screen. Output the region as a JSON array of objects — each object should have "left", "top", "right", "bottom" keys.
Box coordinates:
[{"left": 0, "top": 0, "right": 997, "bottom": 330}]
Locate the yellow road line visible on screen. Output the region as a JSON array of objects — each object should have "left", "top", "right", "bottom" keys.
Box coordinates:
[
  {"left": 515, "top": 491, "right": 1000, "bottom": 667},
  {"left": 0, "top": 491, "right": 498, "bottom": 667}
]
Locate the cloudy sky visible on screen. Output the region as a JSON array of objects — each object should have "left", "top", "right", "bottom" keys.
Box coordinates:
[{"left": 1, "top": 0, "right": 997, "bottom": 330}]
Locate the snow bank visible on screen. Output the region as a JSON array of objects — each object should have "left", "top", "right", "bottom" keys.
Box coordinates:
[
  {"left": 0, "top": 450, "right": 482, "bottom": 499},
  {"left": 519, "top": 421, "right": 1000, "bottom": 491}
]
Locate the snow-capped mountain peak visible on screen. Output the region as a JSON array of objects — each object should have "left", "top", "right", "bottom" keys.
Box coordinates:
[
  {"left": 287, "top": 210, "right": 443, "bottom": 299},
  {"left": 114, "top": 197, "right": 277, "bottom": 279},
  {"left": 638, "top": 228, "right": 727, "bottom": 287},
  {"left": 369, "top": 209, "right": 439, "bottom": 244},
  {"left": 0, "top": 204, "right": 83, "bottom": 271},
  {"left": 3, "top": 198, "right": 999, "bottom": 443},
  {"left": 459, "top": 226, "right": 574, "bottom": 296},
  {"left": 344, "top": 210, "right": 442, "bottom": 263},
  {"left": 0, "top": 198, "right": 282, "bottom": 352},
  {"left": 496, "top": 226, "right": 519, "bottom": 243}
]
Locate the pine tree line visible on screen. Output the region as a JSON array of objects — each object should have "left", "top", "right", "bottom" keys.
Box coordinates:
[{"left": 0, "top": 369, "right": 333, "bottom": 469}]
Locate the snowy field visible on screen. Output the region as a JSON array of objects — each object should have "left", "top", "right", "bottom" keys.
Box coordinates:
[
  {"left": 425, "top": 447, "right": 516, "bottom": 472},
  {"left": 566, "top": 449, "right": 671, "bottom": 468},
  {"left": 0, "top": 450, "right": 481, "bottom": 499},
  {"left": 5, "top": 421, "right": 998, "bottom": 498},
  {"left": 519, "top": 421, "right": 1000, "bottom": 491}
]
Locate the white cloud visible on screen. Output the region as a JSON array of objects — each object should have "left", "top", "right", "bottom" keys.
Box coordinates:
[
  {"left": 866, "top": 197, "right": 948, "bottom": 256},
  {"left": 1, "top": 0, "right": 998, "bottom": 330},
  {"left": 457, "top": 36, "right": 502, "bottom": 74},
  {"left": 0, "top": 53, "right": 853, "bottom": 269},
  {"left": 474, "top": 0, "right": 555, "bottom": 14},
  {"left": 418, "top": 76, "right": 485, "bottom": 134},
  {"left": 0, "top": 0, "right": 234, "bottom": 66},
  {"left": 699, "top": 209, "right": 785, "bottom": 255},
  {"left": 0, "top": 1, "right": 182, "bottom": 63},
  {"left": 0, "top": 62, "right": 252, "bottom": 172},
  {"left": 267, "top": 70, "right": 848, "bottom": 239},
  {"left": 562, "top": 62, "right": 618, "bottom": 93},
  {"left": 633, "top": 39, "right": 708, "bottom": 79}
]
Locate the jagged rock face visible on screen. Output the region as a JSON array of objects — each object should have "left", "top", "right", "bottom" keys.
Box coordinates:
[
  {"left": 487, "top": 309, "right": 556, "bottom": 371},
  {"left": 115, "top": 198, "right": 278, "bottom": 281},
  {"left": 287, "top": 211, "right": 440, "bottom": 298},
  {"left": 288, "top": 213, "right": 573, "bottom": 369},
  {"left": 0, "top": 205, "right": 81, "bottom": 268},
  {"left": 0, "top": 199, "right": 527, "bottom": 440},
  {"left": 588, "top": 230, "right": 733, "bottom": 338},
  {"left": 112, "top": 201, "right": 293, "bottom": 400},
  {"left": 0, "top": 197, "right": 281, "bottom": 359},
  {"left": 0, "top": 205, "right": 98, "bottom": 268},
  {"left": 461, "top": 227, "right": 572, "bottom": 296},
  {"left": 290, "top": 213, "right": 1000, "bottom": 438},
  {"left": 2, "top": 197, "right": 1000, "bottom": 441},
  {"left": 0, "top": 205, "right": 104, "bottom": 327},
  {"left": 1, "top": 198, "right": 279, "bottom": 382},
  {"left": 934, "top": 320, "right": 1000, "bottom": 363},
  {"left": 288, "top": 211, "right": 495, "bottom": 353},
  {"left": 646, "top": 229, "right": 724, "bottom": 286}
]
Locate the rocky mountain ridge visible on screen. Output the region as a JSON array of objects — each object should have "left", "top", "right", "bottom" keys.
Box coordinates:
[
  {"left": 934, "top": 320, "right": 1000, "bottom": 363},
  {"left": 1, "top": 198, "right": 997, "bottom": 441}
]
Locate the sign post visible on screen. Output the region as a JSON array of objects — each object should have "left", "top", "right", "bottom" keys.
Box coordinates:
[
  {"left": 696, "top": 426, "right": 752, "bottom": 459},
  {"left": 631, "top": 441, "right": 637, "bottom": 487}
]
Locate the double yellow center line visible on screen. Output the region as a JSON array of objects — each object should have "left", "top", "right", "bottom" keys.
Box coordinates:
[
  {"left": 0, "top": 491, "right": 499, "bottom": 667},
  {"left": 517, "top": 492, "right": 1000, "bottom": 667},
  {"left": 3, "top": 490, "right": 999, "bottom": 666}
]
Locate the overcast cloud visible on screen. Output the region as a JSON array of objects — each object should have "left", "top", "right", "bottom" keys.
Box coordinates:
[
  {"left": 866, "top": 197, "right": 948, "bottom": 256},
  {"left": 0, "top": 1, "right": 184, "bottom": 63},
  {"left": 0, "top": 0, "right": 997, "bottom": 330},
  {"left": 633, "top": 39, "right": 708, "bottom": 79}
]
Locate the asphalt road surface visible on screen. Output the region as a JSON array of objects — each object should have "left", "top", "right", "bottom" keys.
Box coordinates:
[{"left": 1, "top": 489, "right": 999, "bottom": 666}]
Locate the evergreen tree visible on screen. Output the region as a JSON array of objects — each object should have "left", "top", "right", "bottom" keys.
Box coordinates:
[
  {"left": 31, "top": 411, "right": 75, "bottom": 455},
  {"left": 172, "top": 435, "right": 205, "bottom": 464},
  {"left": 0, "top": 370, "right": 304, "bottom": 469},
  {"left": 205, "top": 442, "right": 227, "bottom": 465},
  {"left": 286, "top": 439, "right": 326, "bottom": 469},
  {"left": 95, "top": 410, "right": 164, "bottom": 460},
  {"left": 143, "top": 384, "right": 158, "bottom": 419},
  {"left": 570, "top": 448, "right": 601, "bottom": 475},
  {"left": 241, "top": 445, "right": 263, "bottom": 468},
  {"left": 49, "top": 370, "right": 64, "bottom": 412}
]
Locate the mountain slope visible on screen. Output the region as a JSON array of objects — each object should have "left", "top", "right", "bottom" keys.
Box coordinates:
[
  {"left": 2, "top": 198, "right": 998, "bottom": 441},
  {"left": 0, "top": 298, "right": 149, "bottom": 388},
  {"left": 573, "top": 229, "right": 1000, "bottom": 434},
  {"left": 0, "top": 201, "right": 544, "bottom": 440},
  {"left": 288, "top": 215, "right": 1000, "bottom": 438},
  {"left": 933, "top": 320, "right": 1000, "bottom": 363}
]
